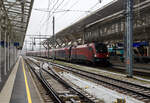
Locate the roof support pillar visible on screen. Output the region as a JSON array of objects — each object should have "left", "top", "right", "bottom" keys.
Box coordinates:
[
  {"left": 0, "top": 6, "right": 2, "bottom": 82},
  {"left": 4, "top": 27, "right": 7, "bottom": 76},
  {"left": 7, "top": 34, "right": 10, "bottom": 71},
  {"left": 126, "top": 0, "right": 133, "bottom": 78}
]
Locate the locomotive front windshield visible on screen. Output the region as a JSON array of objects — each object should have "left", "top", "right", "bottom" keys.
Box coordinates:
[{"left": 95, "top": 43, "right": 108, "bottom": 53}]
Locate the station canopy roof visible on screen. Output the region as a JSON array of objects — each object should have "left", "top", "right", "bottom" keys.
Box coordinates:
[
  {"left": 45, "top": 0, "right": 149, "bottom": 46},
  {"left": 1, "top": 0, "right": 34, "bottom": 49},
  {"left": 53, "top": 0, "right": 123, "bottom": 39},
  {"left": 44, "top": 0, "right": 124, "bottom": 46}
]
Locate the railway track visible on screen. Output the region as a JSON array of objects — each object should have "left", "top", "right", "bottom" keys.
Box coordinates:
[
  {"left": 25, "top": 60, "right": 54, "bottom": 103},
  {"left": 25, "top": 59, "right": 57, "bottom": 103},
  {"left": 32, "top": 56, "right": 150, "bottom": 78},
  {"left": 25, "top": 58, "right": 99, "bottom": 103},
  {"left": 52, "top": 63, "right": 150, "bottom": 102},
  {"left": 111, "top": 64, "right": 150, "bottom": 77},
  {"left": 30, "top": 57, "right": 150, "bottom": 103},
  {"left": 112, "top": 64, "right": 150, "bottom": 70}
]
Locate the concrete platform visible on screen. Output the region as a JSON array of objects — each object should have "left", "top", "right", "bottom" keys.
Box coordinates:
[{"left": 0, "top": 56, "right": 43, "bottom": 103}]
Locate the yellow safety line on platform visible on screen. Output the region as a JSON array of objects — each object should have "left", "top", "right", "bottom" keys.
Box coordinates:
[{"left": 22, "top": 58, "right": 32, "bottom": 103}]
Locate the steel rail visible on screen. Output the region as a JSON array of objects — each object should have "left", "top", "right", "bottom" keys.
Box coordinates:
[
  {"left": 27, "top": 57, "right": 150, "bottom": 102},
  {"left": 24, "top": 59, "right": 63, "bottom": 103},
  {"left": 112, "top": 64, "right": 150, "bottom": 70},
  {"left": 48, "top": 62, "right": 150, "bottom": 102},
  {"left": 31, "top": 56, "right": 150, "bottom": 90},
  {"left": 42, "top": 67, "right": 96, "bottom": 103},
  {"left": 28, "top": 58, "right": 96, "bottom": 103}
]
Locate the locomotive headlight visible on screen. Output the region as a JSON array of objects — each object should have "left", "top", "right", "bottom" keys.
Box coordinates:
[
  {"left": 94, "top": 54, "right": 97, "bottom": 57},
  {"left": 107, "top": 54, "right": 109, "bottom": 57}
]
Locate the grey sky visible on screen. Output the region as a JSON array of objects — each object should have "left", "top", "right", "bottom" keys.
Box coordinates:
[{"left": 24, "top": 0, "right": 114, "bottom": 50}]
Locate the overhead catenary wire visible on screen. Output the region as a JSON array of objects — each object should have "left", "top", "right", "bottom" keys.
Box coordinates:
[
  {"left": 44, "top": 0, "right": 60, "bottom": 34},
  {"left": 38, "top": 0, "right": 60, "bottom": 29},
  {"left": 33, "top": 8, "right": 91, "bottom": 13},
  {"left": 42, "top": 0, "right": 65, "bottom": 26},
  {"left": 37, "top": 0, "right": 99, "bottom": 28},
  {"left": 37, "top": 0, "right": 102, "bottom": 38},
  {"left": 36, "top": 0, "right": 52, "bottom": 36},
  {"left": 47, "top": 0, "right": 65, "bottom": 20},
  {"left": 45, "top": 0, "right": 52, "bottom": 34},
  {"left": 45, "top": 0, "right": 65, "bottom": 36},
  {"left": 31, "top": 0, "right": 52, "bottom": 49},
  {"left": 56, "top": 0, "right": 80, "bottom": 17},
  {"left": 29, "top": 0, "right": 102, "bottom": 35},
  {"left": 46, "top": 0, "right": 59, "bottom": 19},
  {"left": 65, "top": 2, "right": 100, "bottom": 27}
]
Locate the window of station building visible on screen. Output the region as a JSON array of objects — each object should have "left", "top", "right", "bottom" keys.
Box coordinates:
[
  {"left": 7, "top": 0, "right": 16, "bottom": 2},
  {"left": 121, "top": 22, "right": 125, "bottom": 32},
  {"left": 115, "top": 23, "right": 119, "bottom": 32}
]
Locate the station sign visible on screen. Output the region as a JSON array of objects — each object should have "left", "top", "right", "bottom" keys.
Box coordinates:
[
  {"left": 0, "top": 41, "right": 8, "bottom": 47},
  {"left": 133, "top": 42, "right": 149, "bottom": 47},
  {"left": 14, "top": 42, "right": 19, "bottom": 47},
  {"left": 116, "top": 42, "right": 149, "bottom": 48},
  {"left": 0, "top": 41, "right": 4, "bottom": 47}
]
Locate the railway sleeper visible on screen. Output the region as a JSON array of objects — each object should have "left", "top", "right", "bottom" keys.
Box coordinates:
[{"left": 59, "top": 94, "right": 80, "bottom": 102}]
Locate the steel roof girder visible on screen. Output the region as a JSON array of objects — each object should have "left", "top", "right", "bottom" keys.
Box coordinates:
[{"left": 7, "top": 10, "right": 29, "bottom": 15}]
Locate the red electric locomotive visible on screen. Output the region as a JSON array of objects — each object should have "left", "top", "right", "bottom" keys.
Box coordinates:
[{"left": 70, "top": 43, "right": 109, "bottom": 64}]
